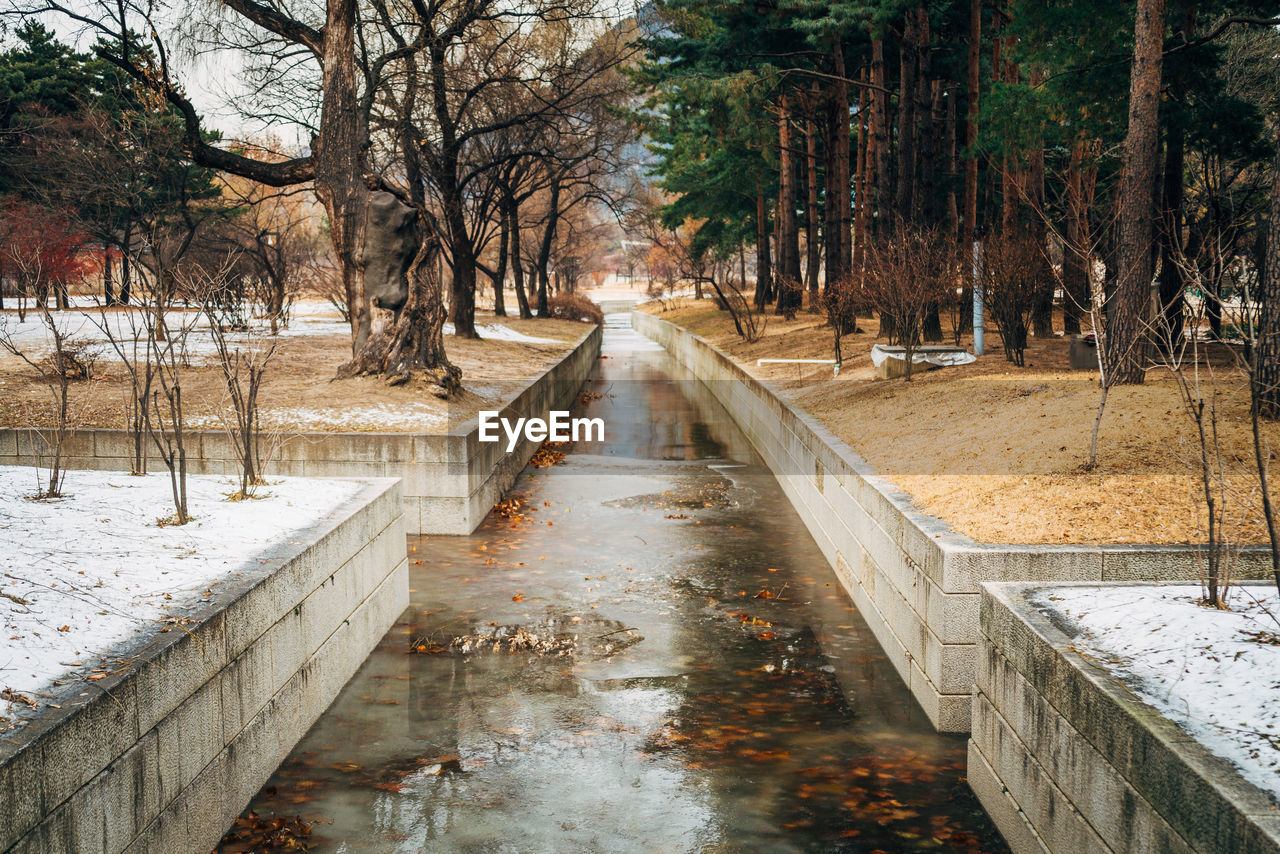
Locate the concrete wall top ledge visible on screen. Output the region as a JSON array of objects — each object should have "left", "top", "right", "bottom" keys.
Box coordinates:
[
  {"left": 456, "top": 326, "right": 602, "bottom": 457},
  {"left": 0, "top": 476, "right": 401, "bottom": 773},
  {"left": 980, "top": 580, "right": 1280, "bottom": 854}
]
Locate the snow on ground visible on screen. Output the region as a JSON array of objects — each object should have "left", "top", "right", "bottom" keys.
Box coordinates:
[
  {"left": 0, "top": 300, "right": 559, "bottom": 362},
  {"left": 0, "top": 300, "right": 349, "bottom": 365},
  {"left": 1034, "top": 585, "right": 1280, "bottom": 800},
  {"left": 0, "top": 466, "right": 366, "bottom": 711},
  {"left": 443, "top": 321, "right": 558, "bottom": 344}
]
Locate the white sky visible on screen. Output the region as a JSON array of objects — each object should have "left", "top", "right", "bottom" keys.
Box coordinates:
[{"left": 18, "top": 4, "right": 314, "bottom": 145}]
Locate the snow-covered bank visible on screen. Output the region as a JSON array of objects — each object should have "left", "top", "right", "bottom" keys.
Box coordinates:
[
  {"left": 0, "top": 300, "right": 561, "bottom": 364},
  {"left": 1035, "top": 584, "right": 1280, "bottom": 801},
  {"left": 0, "top": 466, "right": 365, "bottom": 710}
]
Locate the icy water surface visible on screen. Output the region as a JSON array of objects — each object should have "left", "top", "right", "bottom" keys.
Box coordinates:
[{"left": 224, "top": 316, "right": 1006, "bottom": 853}]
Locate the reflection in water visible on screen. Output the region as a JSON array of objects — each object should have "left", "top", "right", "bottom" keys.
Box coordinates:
[{"left": 224, "top": 316, "right": 1006, "bottom": 853}]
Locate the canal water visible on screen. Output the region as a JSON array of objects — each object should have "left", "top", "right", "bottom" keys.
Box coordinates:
[{"left": 224, "top": 316, "right": 1006, "bottom": 853}]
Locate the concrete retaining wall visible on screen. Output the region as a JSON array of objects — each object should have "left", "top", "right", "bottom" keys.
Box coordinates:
[
  {"left": 0, "top": 326, "right": 601, "bottom": 535},
  {"left": 0, "top": 478, "right": 408, "bottom": 854},
  {"left": 971, "top": 582, "right": 1280, "bottom": 854},
  {"left": 595, "top": 298, "right": 640, "bottom": 315},
  {"left": 632, "top": 311, "right": 1270, "bottom": 732}
]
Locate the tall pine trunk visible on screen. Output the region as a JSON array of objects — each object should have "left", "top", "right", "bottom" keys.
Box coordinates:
[
  {"left": 964, "top": 0, "right": 980, "bottom": 240},
  {"left": 871, "top": 38, "right": 892, "bottom": 235},
  {"left": 853, "top": 69, "right": 871, "bottom": 277},
  {"left": 895, "top": 15, "right": 919, "bottom": 223},
  {"left": 823, "top": 40, "right": 852, "bottom": 285},
  {"left": 1253, "top": 132, "right": 1280, "bottom": 417},
  {"left": 1062, "top": 140, "right": 1093, "bottom": 335},
  {"left": 1029, "top": 89, "right": 1054, "bottom": 338},
  {"left": 1109, "top": 0, "right": 1166, "bottom": 385},
  {"left": 755, "top": 193, "right": 773, "bottom": 309},
  {"left": 805, "top": 96, "right": 821, "bottom": 310},
  {"left": 777, "top": 92, "right": 803, "bottom": 315}
]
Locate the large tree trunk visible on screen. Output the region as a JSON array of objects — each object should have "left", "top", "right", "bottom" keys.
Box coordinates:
[
  {"left": 535, "top": 181, "right": 560, "bottom": 317},
  {"left": 777, "top": 92, "right": 803, "bottom": 315},
  {"left": 1255, "top": 133, "right": 1280, "bottom": 417},
  {"left": 1109, "top": 0, "right": 1166, "bottom": 385},
  {"left": 507, "top": 196, "right": 532, "bottom": 319},
  {"left": 824, "top": 40, "right": 853, "bottom": 287},
  {"left": 871, "top": 38, "right": 892, "bottom": 235},
  {"left": 964, "top": 0, "right": 980, "bottom": 241},
  {"left": 327, "top": 6, "right": 455, "bottom": 385},
  {"left": 312, "top": 0, "right": 374, "bottom": 353},
  {"left": 805, "top": 95, "right": 821, "bottom": 311},
  {"left": 755, "top": 193, "right": 773, "bottom": 309}
]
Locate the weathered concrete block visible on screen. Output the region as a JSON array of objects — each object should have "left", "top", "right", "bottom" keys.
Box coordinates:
[
  {"left": 976, "top": 582, "right": 1280, "bottom": 854},
  {"left": 967, "top": 738, "right": 1052, "bottom": 854},
  {"left": 0, "top": 428, "right": 19, "bottom": 457}
]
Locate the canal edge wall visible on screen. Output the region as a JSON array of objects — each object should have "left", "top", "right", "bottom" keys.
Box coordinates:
[
  {"left": 972, "top": 582, "right": 1280, "bottom": 854},
  {"left": 631, "top": 310, "right": 1271, "bottom": 733},
  {"left": 0, "top": 325, "right": 601, "bottom": 536},
  {"left": 0, "top": 478, "right": 408, "bottom": 854}
]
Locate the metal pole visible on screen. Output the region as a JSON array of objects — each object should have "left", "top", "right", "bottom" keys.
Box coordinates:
[{"left": 972, "top": 227, "right": 985, "bottom": 356}]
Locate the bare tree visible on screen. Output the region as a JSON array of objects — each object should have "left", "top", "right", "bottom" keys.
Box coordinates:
[
  {"left": 822, "top": 274, "right": 864, "bottom": 366},
  {"left": 203, "top": 281, "right": 278, "bottom": 500},
  {"left": 0, "top": 305, "right": 95, "bottom": 499},
  {"left": 864, "top": 225, "right": 959, "bottom": 380}
]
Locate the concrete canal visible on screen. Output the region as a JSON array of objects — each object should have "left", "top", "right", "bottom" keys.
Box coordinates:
[{"left": 226, "top": 316, "right": 1006, "bottom": 853}]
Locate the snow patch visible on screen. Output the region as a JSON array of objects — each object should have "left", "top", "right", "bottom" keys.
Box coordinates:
[
  {"left": 443, "top": 321, "right": 558, "bottom": 344},
  {"left": 1034, "top": 584, "right": 1280, "bottom": 801},
  {"left": 0, "top": 466, "right": 366, "bottom": 709}
]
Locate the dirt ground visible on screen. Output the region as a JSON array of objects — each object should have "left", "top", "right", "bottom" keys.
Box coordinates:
[
  {"left": 641, "top": 297, "right": 1280, "bottom": 546},
  {"left": 0, "top": 304, "right": 590, "bottom": 434}
]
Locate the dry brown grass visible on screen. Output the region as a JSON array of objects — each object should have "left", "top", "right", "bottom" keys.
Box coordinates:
[{"left": 641, "top": 297, "right": 1280, "bottom": 545}]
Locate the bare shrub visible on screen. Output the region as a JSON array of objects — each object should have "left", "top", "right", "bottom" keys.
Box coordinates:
[
  {"left": 705, "top": 276, "right": 766, "bottom": 342},
  {"left": 864, "top": 226, "right": 960, "bottom": 380},
  {"left": 822, "top": 275, "right": 865, "bottom": 365},
  {"left": 981, "top": 235, "right": 1052, "bottom": 367},
  {"left": 0, "top": 307, "right": 92, "bottom": 498},
  {"left": 297, "top": 262, "right": 350, "bottom": 322},
  {"left": 545, "top": 293, "right": 604, "bottom": 324},
  {"left": 38, "top": 337, "right": 98, "bottom": 381}
]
